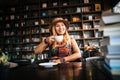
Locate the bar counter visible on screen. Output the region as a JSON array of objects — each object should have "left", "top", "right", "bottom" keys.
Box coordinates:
[{"left": 0, "top": 60, "right": 113, "bottom": 80}]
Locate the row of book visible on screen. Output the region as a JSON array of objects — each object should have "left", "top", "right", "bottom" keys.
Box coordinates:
[{"left": 99, "top": 12, "right": 120, "bottom": 80}]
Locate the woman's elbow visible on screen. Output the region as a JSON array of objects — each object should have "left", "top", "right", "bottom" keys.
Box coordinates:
[{"left": 77, "top": 51, "right": 82, "bottom": 58}]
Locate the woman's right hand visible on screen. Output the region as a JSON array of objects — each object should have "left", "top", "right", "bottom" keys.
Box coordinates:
[{"left": 45, "top": 36, "right": 55, "bottom": 45}]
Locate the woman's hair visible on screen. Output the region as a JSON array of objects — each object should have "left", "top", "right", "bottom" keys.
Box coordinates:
[{"left": 52, "top": 25, "right": 71, "bottom": 49}]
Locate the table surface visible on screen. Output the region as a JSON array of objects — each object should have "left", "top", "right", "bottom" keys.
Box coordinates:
[{"left": 0, "top": 60, "right": 113, "bottom": 80}]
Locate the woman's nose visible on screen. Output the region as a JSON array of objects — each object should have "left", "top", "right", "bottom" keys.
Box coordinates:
[{"left": 59, "top": 25, "right": 63, "bottom": 29}]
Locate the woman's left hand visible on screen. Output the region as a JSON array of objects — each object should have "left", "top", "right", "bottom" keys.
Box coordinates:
[{"left": 50, "top": 59, "right": 61, "bottom": 64}]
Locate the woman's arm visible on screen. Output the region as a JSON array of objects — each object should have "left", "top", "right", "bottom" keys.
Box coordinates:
[
  {"left": 53, "top": 37, "right": 81, "bottom": 63},
  {"left": 65, "top": 37, "right": 81, "bottom": 62},
  {"left": 34, "top": 41, "right": 48, "bottom": 54},
  {"left": 34, "top": 36, "right": 55, "bottom": 54}
]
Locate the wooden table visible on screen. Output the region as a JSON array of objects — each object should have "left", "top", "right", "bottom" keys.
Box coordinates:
[{"left": 0, "top": 61, "right": 113, "bottom": 80}]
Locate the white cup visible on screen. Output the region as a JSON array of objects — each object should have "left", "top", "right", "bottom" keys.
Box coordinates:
[{"left": 55, "top": 36, "right": 63, "bottom": 42}]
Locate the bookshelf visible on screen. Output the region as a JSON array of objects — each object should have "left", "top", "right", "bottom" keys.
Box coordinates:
[
  {"left": 1, "top": 0, "right": 103, "bottom": 60},
  {"left": 39, "top": 0, "right": 103, "bottom": 50},
  {"left": 0, "top": 10, "right": 4, "bottom": 50}
]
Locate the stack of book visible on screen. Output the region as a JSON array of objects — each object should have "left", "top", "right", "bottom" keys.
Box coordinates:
[
  {"left": 100, "top": 45, "right": 120, "bottom": 75},
  {"left": 99, "top": 12, "right": 120, "bottom": 78}
]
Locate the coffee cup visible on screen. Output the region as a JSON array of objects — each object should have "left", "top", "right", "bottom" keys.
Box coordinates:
[{"left": 55, "top": 36, "right": 63, "bottom": 42}]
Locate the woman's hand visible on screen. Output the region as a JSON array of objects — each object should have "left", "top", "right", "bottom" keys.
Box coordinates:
[
  {"left": 50, "top": 57, "right": 66, "bottom": 64},
  {"left": 46, "top": 36, "right": 55, "bottom": 45},
  {"left": 51, "top": 59, "right": 61, "bottom": 64},
  {"left": 49, "top": 56, "right": 61, "bottom": 64}
]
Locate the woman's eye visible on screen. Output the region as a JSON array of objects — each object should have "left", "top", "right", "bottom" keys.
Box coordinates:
[{"left": 56, "top": 25, "right": 59, "bottom": 27}]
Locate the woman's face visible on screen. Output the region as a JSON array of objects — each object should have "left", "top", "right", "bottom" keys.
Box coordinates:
[{"left": 55, "top": 22, "right": 66, "bottom": 35}]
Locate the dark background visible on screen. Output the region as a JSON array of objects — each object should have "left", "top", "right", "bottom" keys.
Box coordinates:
[{"left": 0, "top": 0, "right": 119, "bottom": 10}]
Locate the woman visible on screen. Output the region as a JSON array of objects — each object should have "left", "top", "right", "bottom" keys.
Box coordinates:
[{"left": 34, "top": 17, "right": 81, "bottom": 63}]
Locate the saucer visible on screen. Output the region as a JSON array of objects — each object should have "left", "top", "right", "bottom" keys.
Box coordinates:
[{"left": 39, "top": 62, "right": 58, "bottom": 68}]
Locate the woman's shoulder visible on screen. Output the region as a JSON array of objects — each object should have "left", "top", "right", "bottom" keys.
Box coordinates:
[{"left": 69, "top": 36, "right": 76, "bottom": 44}]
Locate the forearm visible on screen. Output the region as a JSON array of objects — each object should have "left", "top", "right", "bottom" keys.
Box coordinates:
[
  {"left": 52, "top": 52, "right": 81, "bottom": 64},
  {"left": 34, "top": 36, "right": 54, "bottom": 54},
  {"left": 34, "top": 41, "right": 48, "bottom": 54},
  {"left": 65, "top": 52, "right": 81, "bottom": 62}
]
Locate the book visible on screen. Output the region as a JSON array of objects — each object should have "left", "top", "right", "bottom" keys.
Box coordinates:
[
  {"left": 106, "top": 54, "right": 120, "bottom": 59},
  {"left": 109, "top": 37, "right": 120, "bottom": 45},
  {"left": 109, "top": 59, "right": 120, "bottom": 67},
  {"left": 104, "top": 31, "right": 120, "bottom": 38},
  {"left": 100, "top": 45, "right": 120, "bottom": 54},
  {"left": 99, "top": 23, "right": 120, "bottom": 38},
  {"left": 104, "top": 63, "right": 120, "bottom": 75},
  {"left": 104, "top": 56, "right": 120, "bottom": 66},
  {"left": 101, "top": 13, "right": 120, "bottom": 25},
  {"left": 100, "top": 23, "right": 120, "bottom": 31},
  {"left": 103, "top": 58, "right": 120, "bottom": 75},
  {"left": 100, "top": 37, "right": 120, "bottom": 46}
]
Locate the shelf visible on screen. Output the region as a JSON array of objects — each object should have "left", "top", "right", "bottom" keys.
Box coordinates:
[{"left": 0, "top": 0, "right": 104, "bottom": 60}]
